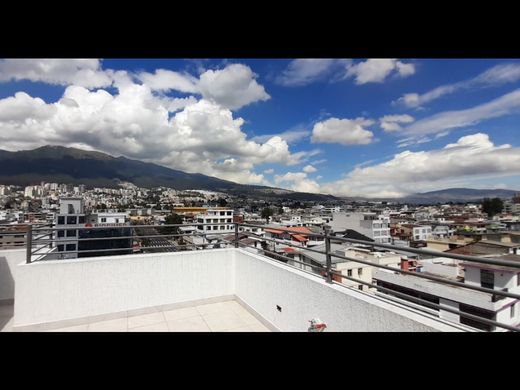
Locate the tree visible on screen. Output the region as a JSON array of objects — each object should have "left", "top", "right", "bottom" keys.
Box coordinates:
[
  {"left": 161, "top": 213, "right": 183, "bottom": 235},
  {"left": 217, "top": 198, "right": 228, "bottom": 207},
  {"left": 261, "top": 207, "right": 273, "bottom": 222},
  {"left": 482, "top": 197, "right": 504, "bottom": 218}
]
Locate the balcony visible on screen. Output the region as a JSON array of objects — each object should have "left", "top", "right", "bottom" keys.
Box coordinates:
[
  {"left": 2, "top": 246, "right": 468, "bottom": 332},
  {"left": 2, "top": 222, "right": 520, "bottom": 332}
]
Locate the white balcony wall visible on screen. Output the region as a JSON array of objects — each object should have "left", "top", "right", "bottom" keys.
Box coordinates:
[
  {"left": 234, "top": 250, "right": 460, "bottom": 332},
  {"left": 14, "top": 249, "right": 234, "bottom": 327},
  {"left": 11, "top": 248, "right": 464, "bottom": 331}
]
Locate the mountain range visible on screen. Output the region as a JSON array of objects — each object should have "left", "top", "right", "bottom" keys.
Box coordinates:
[
  {"left": 0, "top": 146, "right": 336, "bottom": 201},
  {"left": 0, "top": 146, "right": 517, "bottom": 203}
]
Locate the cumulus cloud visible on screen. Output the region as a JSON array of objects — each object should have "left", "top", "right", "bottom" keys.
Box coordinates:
[
  {"left": 345, "top": 59, "right": 415, "bottom": 84},
  {"left": 197, "top": 64, "right": 270, "bottom": 110},
  {"left": 274, "top": 171, "right": 320, "bottom": 193},
  {"left": 138, "top": 64, "right": 272, "bottom": 110},
  {"left": 320, "top": 133, "right": 520, "bottom": 197},
  {"left": 311, "top": 117, "right": 374, "bottom": 145},
  {"left": 379, "top": 114, "right": 415, "bottom": 132},
  {"left": 263, "top": 168, "right": 274, "bottom": 174},
  {"left": 396, "top": 63, "right": 520, "bottom": 108},
  {"left": 0, "top": 59, "right": 113, "bottom": 89},
  {"left": 275, "top": 59, "right": 351, "bottom": 86},
  {"left": 303, "top": 165, "right": 317, "bottom": 173},
  {"left": 0, "top": 81, "right": 304, "bottom": 185}
]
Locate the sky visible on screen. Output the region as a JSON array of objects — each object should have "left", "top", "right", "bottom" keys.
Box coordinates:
[{"left": 0, "top": 58, "right": 520, "bottom": 197}]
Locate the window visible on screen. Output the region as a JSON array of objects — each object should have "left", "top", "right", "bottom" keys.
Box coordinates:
[
  {"left": 68, "top": 204, "right": 75, "bottom": 214},
  {"left": 66, "top": 216, "right": 77, "bottom": 224},
  {"left": 220, "top": 226, "right": 224, "bottom": 230},
  {"left": 220, "top": 212, "right": 225, "bottom": 216},
  {"left": 358, "top": 285, "right": 363, "bottom": 291},
  {"left": 57, "top": 216, "right": 65, "bottom": 225},
  {"left": 57, "top": 244, "right": 64, "bottom": 252},
  {"left": 101, "top": 217, "right": 106, "bottom": 223},
  {"left": 65, "top": 243, "right": 76, "bottom": 251},
  {"left": 197, "top": 226, "right": 203, "bottom": 230},
  {"left": 78, "top": 216, "right": 85, "bottom": 224},
  {"left": 57, "top": 230, "right": 65, "bottom": 238},
  {"left": 227, "top": 219, "right": 232, "bottom": 223},
  {"left": 481, "top": 269, "right": 495, "bottom": 289},
  {"left": 358, "top": 268, "right": 363, "bottom": 276},
  {"left": 347, "top": 269, "right": 352, "bottom": 277},
  {"left": 227, "top": 212, "right": 232, "bottom": 216},
  {"left": 66, "top": 229, "right": 76, "bottom": 237}
]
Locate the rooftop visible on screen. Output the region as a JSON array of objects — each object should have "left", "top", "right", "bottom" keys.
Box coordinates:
[{"left": 1, "top": 299, "right": 269, "bottom": 332}]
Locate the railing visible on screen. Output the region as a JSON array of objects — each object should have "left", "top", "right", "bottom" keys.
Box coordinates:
[{"left": 23, "top": 221, "right": 520, "bottom": 332}]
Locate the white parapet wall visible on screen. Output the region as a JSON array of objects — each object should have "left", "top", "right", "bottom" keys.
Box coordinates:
[
  {"left": 234, "top": 249, "right": 463, "bottom": 332},
  {"left": 0, "top": 248, "right": 25, "bottom": 303},
  {"left": 14, "top": 249, "right": 235, "bottom": 328},
  {"left": 12, "top": 247, "right": 465, "bottom": 331}
]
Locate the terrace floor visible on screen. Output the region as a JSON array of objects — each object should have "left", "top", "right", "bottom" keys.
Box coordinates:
[{"left": 0, "top": 300, "right": 271, "bottom": 332}]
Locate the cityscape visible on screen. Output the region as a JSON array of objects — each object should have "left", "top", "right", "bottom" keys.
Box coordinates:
[{"left": 1, "top": 58, "right": 520, "bottom": 332}]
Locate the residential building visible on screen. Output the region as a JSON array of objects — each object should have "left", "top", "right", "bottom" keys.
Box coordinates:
[{"left": 328, "top": 212, "right": 391, "bottom": 244}]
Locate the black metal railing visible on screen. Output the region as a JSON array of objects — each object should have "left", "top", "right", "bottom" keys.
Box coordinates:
[{"left": 22, "top": 221, "right": 520, "bottom": 332}]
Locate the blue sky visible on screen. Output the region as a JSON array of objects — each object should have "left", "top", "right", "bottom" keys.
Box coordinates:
[{"left": 0, "top": 58, "right": 519, "bottom": 197}]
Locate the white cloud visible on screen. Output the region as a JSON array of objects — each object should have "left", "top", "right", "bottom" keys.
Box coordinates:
[
  {"left": 275, "top": 59, "right": 350, "bottom": 86},
  {"left": 140, "top": 64, "right": 270, "bottom": 110},
  {"left": 311, "top": 117, "right": 374, "bottom": 145},
  {"left": 197, "top": 64, "right": 270, "bottom": 110},
  {"left": 379, "top": 114, "right": 414, "bottom": 132},
  {"left": 321, "top": 133, "right": 520, "bottom": 197},
  {"left": 274, "top": 172, "right": 320, "bottom": 193},
  {"left": 345, "top": 59, "right": 415, "bottom": 84},
  {"left": 263, "top": 168, "right": 274, "bottom": 174},
  {"left": 0, "top": 92, "right": 56, "bottom": 121},
  {"left": 303, "top": 165, "right": 317, "bottom": 173},
  {"left": 251, "top": 128, "right": 310, "bottom": 144},
  {"left": 396, "top": 63, "right": 520, "bottom": 108},
  {"left": 137, "top": 69, "right": 199, "bottom": 93},
  {"left": 0, "top": 59, "right": 113, "bottom": 89},
  {"left": 402, "top": 88, "right": 520, "bottom": 137},
  {"left": 0, "top": 82, "right": 304, "bottom": 186}
]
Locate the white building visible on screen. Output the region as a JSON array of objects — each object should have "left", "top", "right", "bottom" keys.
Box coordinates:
[
  {"left": 195, "top": 208, "right": 234, "bottom": 234},
  {"left": 297, "top": 243, "right": 401, "bottom": 291},
  {"left": 412, "top": 225, "right": 433, "bottom": 241},
  {"left": 54, "top": 198, "right": 86, "bottom": 259},
  {"left": 374, "top": 256, "right": 520, "bottom": 331},
  {"left": 328, "top": 212, "right": 391, "bottom": 244}
]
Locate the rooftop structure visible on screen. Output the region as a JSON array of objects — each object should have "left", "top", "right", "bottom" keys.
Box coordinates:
[{"left": 2, "top": 221, "right": 520, "bottom": 332}]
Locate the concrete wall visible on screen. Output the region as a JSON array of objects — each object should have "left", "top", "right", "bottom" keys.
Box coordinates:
[
  {"left": 13, "top": 247, "right": 467, "bottom": 331},
  {"left": 0, "top": 249, "right": 25, "bottom": 303},
  {"left": 14, "top": 248, "right": 235, "bottom": 327},
  {"left": 234, "top": 250, "right": 462, "bottom": 332}
]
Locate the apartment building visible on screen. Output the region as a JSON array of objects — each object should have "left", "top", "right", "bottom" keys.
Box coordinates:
[
  {"left": 328, "top": 212, "right": 391, "bottom": 244},
  {"left": 195, "top": 208, "right": 234, "bottom": 234}
]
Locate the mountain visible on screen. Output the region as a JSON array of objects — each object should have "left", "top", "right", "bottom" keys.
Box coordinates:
[
  {"left": 400, "top": 188, "right": 518, "bottom": 203},
  {"left": 0, "top": 146, "right": 336, "bottom": 201}
]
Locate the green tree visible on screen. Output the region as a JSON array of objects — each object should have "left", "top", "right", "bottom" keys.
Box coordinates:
[
  {"left": 482, "top": 197, "right": 504, "bottom": 218},
  {"left": 217, "top": 198, "right": 228, "bottom": 207},
  {"left": 161, "top": 213, "right": 183, "bottom": 235},
  {"left": 261, "top": 207, "right": 273, "bottom": 222}
]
